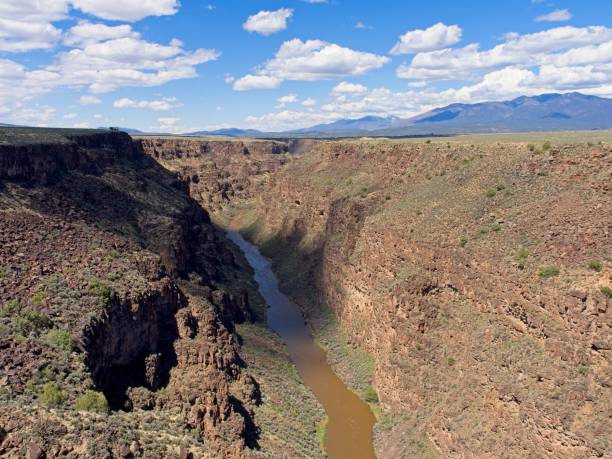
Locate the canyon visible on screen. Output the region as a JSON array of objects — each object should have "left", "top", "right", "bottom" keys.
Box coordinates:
[
  {"left": 140, "top": 133, "right": 611, "bottom": 458},
  {"left": 1, "top": 128, "right": 610, "bottom": 458}
]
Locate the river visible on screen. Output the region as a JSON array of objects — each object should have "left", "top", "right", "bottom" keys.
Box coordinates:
[{"left": 227, "top": 231, "right": 376, "bottom": 459}]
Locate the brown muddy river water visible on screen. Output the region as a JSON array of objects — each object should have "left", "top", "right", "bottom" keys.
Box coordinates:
[{"left": 228, "top": 232, "right": 376, "bottom": 459}]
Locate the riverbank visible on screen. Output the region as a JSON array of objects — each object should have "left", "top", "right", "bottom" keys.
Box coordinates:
[{"left": 228, "top": 231, "right": 376, "bottom": 458}]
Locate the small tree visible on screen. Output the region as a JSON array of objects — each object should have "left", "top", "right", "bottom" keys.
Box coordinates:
[
  {"left": 40, "top": 383, "right": 64, "bottom": 407},
  {"left": 75, "top": 390, "right": 109, "bottom": 413}
]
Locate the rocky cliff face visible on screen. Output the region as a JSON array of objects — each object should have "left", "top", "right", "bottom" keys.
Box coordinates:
[
  {"left": 0, "top": 129, "right": 258, "bottom": 458},
  {"left": 137, "top": 137, "right": 295, "bottom": 211},
  {"left": 170, "top": 137, "right": 610, "bottom": 458}
]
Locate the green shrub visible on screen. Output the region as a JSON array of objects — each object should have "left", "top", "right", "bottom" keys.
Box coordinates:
[
  {"left": 40, "top": 383, "right": 64, "bottom": 407},
  {"left": 75, "top": 390, "right": 109, "bottom": 413},
  {"left": 588, "top": 260, "right": 602, "bottom": 272},
  {"left": 513, "top": 248, "right": 529, "bottom": 269},
  {"left": 0, "top": 300, "right": 22, "bottom": 317},
  {"left": 527, "top": 144, "right": 535, "bottom": 152},
  {"left": 459, "top": 237, "right": 468, "bottom": 247},
  {"left": 363, "top": 386, "right": 379, "bottom": 403},
  {"left": 425, "top": 139, "right": 431, "bottom": 144},
  {"left": 89, "top": 280, "right": 116, "bottom": 307},
  {"left": 485, "top": 189, "right": 497, "bottom": 198},
  {"left": 316, "top": 417, "right": 329, "bottom": 450},
  {"left": 542, "top": 141, "right": 551, "bottom": 151},
  {"left": 45, "top": 329, "right": 73, "bottom": 353},
  {"left": 495, "top": 183, "right": 506, "bottom": 191},
  {"left": 538, "top": 266, "right": 560, "bottom": 279},
  {"left": 13, "top": 309, "right": 53, "bottom": 335},
  {"left": 491, "top": 224, "right": 502, "bottom": 232},
  {"left": 447, "top": 357, "right": 456, "bottom": 366},
  {"left": 385, "top": 195, "right": 391, "bottom": 201},
  {"left": 32, "top": 290, "right": 46, "bottom": 306},
  {"left": 0, "top": 266, "right": 7, "bottom": 278},
  {"left": 601, "top": 286, "right": 612, "bottom": 298}
]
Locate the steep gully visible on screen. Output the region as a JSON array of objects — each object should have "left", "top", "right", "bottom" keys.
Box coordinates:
[{"left": 227, "top": 231, "right": 376, "bottom": 459}]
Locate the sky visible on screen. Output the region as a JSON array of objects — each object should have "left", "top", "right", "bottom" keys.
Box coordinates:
[{"left": 1, "top": 0, "right": 611, "bottom": 133}]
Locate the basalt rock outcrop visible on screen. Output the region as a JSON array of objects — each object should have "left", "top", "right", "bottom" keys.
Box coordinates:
[
  {"left": 137, "top": 137, "right": 296, "bottom": 211},
  {"left": 154, "top": 137, "right": 611, "bottom": 458},
  {"left": 0, "top": 129, "right": 259, "bottom": 458}
]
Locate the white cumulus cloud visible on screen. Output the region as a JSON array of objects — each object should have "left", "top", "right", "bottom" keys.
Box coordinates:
[
  {"left": 243, "top": 8, "right": 293, "bottom": 36},
  {"left": 113, "top": 97, "right": 181, "bottom": 111},
  {"left": 65, "top": 21, "right": 139, "bottom": 47},
  {"left": 277, "top": 94, "right": 299, "bottom": 103},
  {"left": 536, "top": 9, "right": 572, "bottom": 22},
  {"left": 233, "top": 75, "right": 281, "bottom": 91},
  {"left": 234, "top": 39, "right": 389, "bottom": 90},
  {"left": 0, "top": 0, "right": 66, "bottom": 52},
  {"left": 397, "top": 25, "right": 612, "bottom": 81},
  {"left": 70, "top": 0, "right": 179, "bottom": 22},
  {"left": 390, "top": 22, "right": 462, "bottom": 55},
  {"left": 331, "top": 81, "right": 368, "bottom": 95}
]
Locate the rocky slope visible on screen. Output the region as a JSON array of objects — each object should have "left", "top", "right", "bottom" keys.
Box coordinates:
[
  {"left": 143, "top": 135, "right": 612, "bottom": 458},
  {"left": 0, "top": 129, "right": 263, "bottom": 458},
  {"left": 137, "top": 137, "right": 297, "bottom": 212}
]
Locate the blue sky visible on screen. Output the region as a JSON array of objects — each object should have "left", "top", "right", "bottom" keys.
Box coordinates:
[{"left": 1, "top": 0, "right": 611, "bottom": 132}]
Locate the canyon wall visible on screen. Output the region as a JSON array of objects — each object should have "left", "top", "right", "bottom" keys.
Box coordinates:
[
  {"left": 143, "top": 136, "right": 611, "bottom": 458},
  {"left": 0, "top": 129, "right": 258, "bottom": 458},
  {"left": 137, "top": 137, "right": 295, "bottom": 212}
]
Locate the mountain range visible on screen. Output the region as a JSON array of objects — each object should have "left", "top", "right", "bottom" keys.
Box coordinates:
[
  {"left": 3, "top": 93, "right": 611, "bottom": 138},
  {"left": 184, "top": 92, "right": 612, "bottom": 138}
]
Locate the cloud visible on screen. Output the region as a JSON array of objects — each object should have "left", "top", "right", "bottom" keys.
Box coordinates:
[
  {"left": 277, "top": 94, "right": 299, "bottom": 103},
  {"left": 302, "top": 97, "right": 317, "bottom": 106},
  {"left": 390, "top": 22, "right": 462, "bottom": 54},
  {"left": 0, "top": 34, "right": 218, "bottom": 119},
  {"left": 48, "top": 37, "right": 220, "bottom": 93},
  {"left": 157, "top": 116, "right": 180, "bottom": 132},
  {"left": 245, "top": 51, "right": 612, "bottom": 131},
  {"left": 397, "top": 25, "right": 612, "bottom": 81},
  {"left": 331, "top": 81, "right": 368, "bottom": 95},
  {"left": 234, "top": 38, "right": 389, "bottom": 90},
  {"left": 0, "top": 0, "right": 185, "bottom": 52},
  {"left": 536, "top": 9, "right": 572, "bottom": 22},
  {"left": 64, "top": 21, "right": 139, "bottom": 47},
  {"left": 233, "top": 75, "right": 281, "bottom": 91},
  {"left": 113, "top": 96, "right": 181, "bottom": 111},
  {"left": 63, "top": 112, "right": 77, "bottom": 119},
  {"left": 9, "top": 105, "right": 57, "bottom": 126},
  {"left": 0, "top": 0, "right": 66, "bottom": 52},
  {"left": 79, "top": 95, "right": 101, "bottom": 105},
  {"left": 70, "top": 0, "right": 179, "bottom": 22},
  {"left": 243, "top": 8, "right": 293, "bottom": 36},
  {"left": 355, "top": 21, "right": 373, "bottom": 30},
  {"left": 0, "top": 0, "right": 180, "bottom": 52},
  {"left": 245, "top": 110, "right": 339, "bottom": 131}
]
